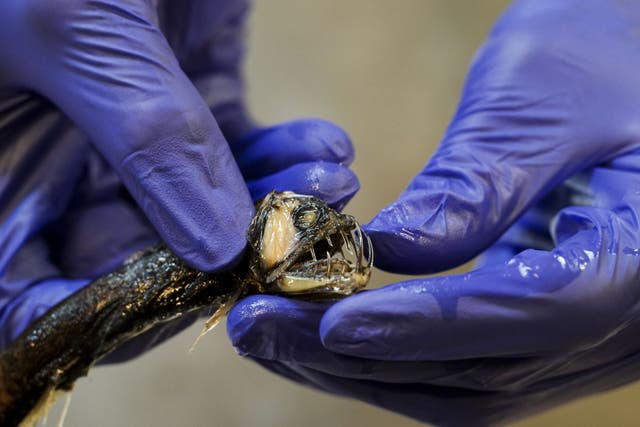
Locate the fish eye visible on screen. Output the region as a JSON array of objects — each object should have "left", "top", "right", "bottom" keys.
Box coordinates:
[{"left": 293, "top": 205, "right": 318, "bottom": 230}]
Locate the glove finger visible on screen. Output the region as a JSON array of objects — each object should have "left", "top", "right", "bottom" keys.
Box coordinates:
[
  {"left": 323, "top": 196, "right": 640, "bottom": 359},
  {"left": 11, "top": 1, "right": 253, "bottom": 271},
  {"left": 364, "top": 130, "right": 595, "bottom": 275},
  {"left": 228, "top": 295, "right": 577, "bottom": 392},
  {"left": 227, "top": 294, "right": 639, "bottom": 394},
  {"left": 234, "top": 119, "right": 355, "bottom": 180},
  {"left": 364, "top": 19, "right": 639, "bottom": 275},
  {"left": 227, "top": 295, "right": 513, "bottom": 388},
  {"left": 247, "top": 162, "right": 359, "bottom": 211},
  {"left": 157, "top": 0, "right": 254, "bottom": 140}
]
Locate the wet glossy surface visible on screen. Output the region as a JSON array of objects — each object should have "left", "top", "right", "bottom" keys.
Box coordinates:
[{"left": 43, "top": 1, "right": 640, "bottom": 426}]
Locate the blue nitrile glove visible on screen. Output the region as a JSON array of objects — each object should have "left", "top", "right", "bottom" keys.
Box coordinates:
[
  {"left": 228, "top": 0, "right": 640, "bottom": 424},
  {"left": 0, "top": 0, "right": 359, "bottom": 361}
]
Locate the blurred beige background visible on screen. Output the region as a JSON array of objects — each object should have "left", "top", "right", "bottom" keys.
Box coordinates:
[{"left": 47, "top": 1, "right": 640, "bottom": 426}]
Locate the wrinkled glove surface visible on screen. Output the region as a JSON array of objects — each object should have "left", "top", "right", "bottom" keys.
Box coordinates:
[
  {"left": 0, "top": 0, "right": 358, "bottom": 361},
  {"left": 228, "top": 1, "right": 640, "bottom": 424}
]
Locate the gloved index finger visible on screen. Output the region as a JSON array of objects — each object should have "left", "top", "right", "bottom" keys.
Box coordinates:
[{"left": 9, "top": 0, "right": 254, "bottom": 271}]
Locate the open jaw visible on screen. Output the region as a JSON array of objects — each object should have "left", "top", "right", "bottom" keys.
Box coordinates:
[
  {"left": 249, "top": 191, "right": 373, "bottom": 298},
  {"left": 270, "top": 222, "right": 373, "bottom": 297}
]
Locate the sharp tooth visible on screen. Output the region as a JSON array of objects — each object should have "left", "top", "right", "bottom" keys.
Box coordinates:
[
  {"left": 355, "top": 226, "right": 364, "bottom": 266},
  {"left": 342, "top": 231, "right": 354, "bottom": 255},
  {"left": 365, "top": 233, "right": 374, "bottom": 269},
  {"left": 310, "top": 246, "right": 317, "bottom": 262},
  {"left": 327, "top": 237, "right": 333, "bottom": 247},
  {"left": 326, "top": 250, "right": 332, "bottom": 277}
]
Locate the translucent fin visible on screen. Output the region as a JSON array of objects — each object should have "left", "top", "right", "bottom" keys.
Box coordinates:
[
  {"left": 56, "top": 393, "right": 72, "bottom": 427},
  {"left": 23, "top": 388, "right": 65, "bottom": 427},
  {"left": 189, "top": 288, "right": 242, "bottom": 353}
]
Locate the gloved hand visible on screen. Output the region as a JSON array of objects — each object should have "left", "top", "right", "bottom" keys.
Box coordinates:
[
  {"left": 0, "top": 0, "right": 359, "bottom": 361},
  {"left": 228, "top": 0, "right": 640, "bottom": 424}
]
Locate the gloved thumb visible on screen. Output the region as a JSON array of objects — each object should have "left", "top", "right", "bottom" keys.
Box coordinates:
[
  {"left": 366, "top": 101, "right": 576, "bottom": 273},
  {"left": 364, "top": 28, "right": 634, "bottom": 274},
  {"left": 5, "top": 0, "right": 253, "bottom": 271}
]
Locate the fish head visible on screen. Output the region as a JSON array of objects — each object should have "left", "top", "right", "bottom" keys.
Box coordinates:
[{"left": 247, "top": 191, "right": 372, "bottom": 298}]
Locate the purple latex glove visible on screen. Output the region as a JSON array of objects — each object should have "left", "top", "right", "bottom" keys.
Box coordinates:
[
  {"left": 0, "top": 0, "right": 359, "bottom": 361},
  {"left": 228, "top": 0, "right": 640, "bottom": 424}
]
